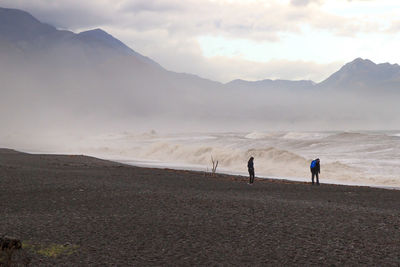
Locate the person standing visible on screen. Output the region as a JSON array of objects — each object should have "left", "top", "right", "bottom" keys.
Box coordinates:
[
  {"left": 310, "top": 158, "right": 320, "bottom": 185},
  {"left": 248, "top": 157, "right": 255, "bottom": 184}
]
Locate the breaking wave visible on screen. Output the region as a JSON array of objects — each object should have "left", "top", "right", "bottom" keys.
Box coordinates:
[
  {"left": 282, "top": 132, "right": 333, "bottom": 140},
  {"left": 64, "top": 130, "right": 400, "bottom": 188},
  {"left": 245, "top": 131, "right": 276, "bottom": 139}
]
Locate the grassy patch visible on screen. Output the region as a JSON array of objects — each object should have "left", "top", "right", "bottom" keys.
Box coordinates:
[{"left": 23, "top": 242, "right": 79, "bottom": 258}]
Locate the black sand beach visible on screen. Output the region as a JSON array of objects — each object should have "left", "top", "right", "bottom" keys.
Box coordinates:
[{"left": 1, "top": 148, "right": 400, "bottom": 265}]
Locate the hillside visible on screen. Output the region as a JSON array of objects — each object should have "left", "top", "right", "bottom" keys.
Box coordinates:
[{"left": 0, "top": 6, "right": 399, "bottom": 133}]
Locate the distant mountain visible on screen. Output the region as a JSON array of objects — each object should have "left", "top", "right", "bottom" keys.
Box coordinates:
[
  {"left": 75, "top": 28, "right": 162, "bottom": 67},
  {"left": 0, "top": 6, "right": 224, "bottom": 83},
  {"left": 0, "top": 6, "right": 224, "bottom": 127},
  {"left": 0, "top": 6, "right": 399, "bottom": 132},
  {"left": 2, "top": 7, "right": 399, "bottom": 93},
  {"left": 228, "top": 58, "right": 400, "bottom": 92},
  {"left": 0, "top": 7, "right": 58, "bottom": 42},
  {"left": 0, "top": 7, "right": 161, "bottom": 68},
  {"left": 319, "top": 58, "right": 400, "bottom": 90}
]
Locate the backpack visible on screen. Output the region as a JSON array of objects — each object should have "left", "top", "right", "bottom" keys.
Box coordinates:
[{"left": 310, "top": 160, "right": 317, "bottom": 169}]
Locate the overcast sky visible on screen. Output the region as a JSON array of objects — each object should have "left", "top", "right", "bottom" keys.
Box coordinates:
[{"left": 2, "top": 0, "right": 400, "bottom": 82}]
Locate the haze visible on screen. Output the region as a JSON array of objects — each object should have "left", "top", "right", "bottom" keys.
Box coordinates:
[{"left": 0, "top": 3, "right": 400, "bottom": 152}]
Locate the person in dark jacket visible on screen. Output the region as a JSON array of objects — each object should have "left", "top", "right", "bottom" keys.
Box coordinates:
[
  {"left": 248, "top": 157, "right": 255, "bottom": 184},
  {"left": 310, "top": 158, "right": 320, "bottom": 185}
]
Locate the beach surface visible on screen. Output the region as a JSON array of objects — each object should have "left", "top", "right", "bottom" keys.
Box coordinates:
[{"left": 1, "top": 148, "right": 400, "bottom": 265}]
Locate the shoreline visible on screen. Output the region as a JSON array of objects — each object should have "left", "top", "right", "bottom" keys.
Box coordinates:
[
  {"left": 3, "top": 148, "right": 400, "bottom": 265},
  {"left": 82, "top": 154, "right": 400, "bottom": 191},
  {"left": 14, "top": 147, "right": 400, "bottom": 191}
]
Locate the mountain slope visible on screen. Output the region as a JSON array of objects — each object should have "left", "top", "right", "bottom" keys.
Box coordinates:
[
  {"left": 0, "top": 6, "right": 225, "bottom": 128},
  {"left": 75, "top": 28, "right": 162, "bottom": 67},
  {"left": 319, "top": 58, "right": 400, "bottom": 90},
  {"left": 0, "top": 6, "right": 399, "bottom": 132},
  {"left": 0, "top": 7, "right": 58, "bottom": 42},
  {"left": 0, "top": 7, "right": 161, "bottom": 68}
]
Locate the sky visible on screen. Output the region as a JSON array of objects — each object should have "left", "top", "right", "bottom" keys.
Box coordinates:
[{"left": 2, "top": 0, "right": 400, "bottom": 83}]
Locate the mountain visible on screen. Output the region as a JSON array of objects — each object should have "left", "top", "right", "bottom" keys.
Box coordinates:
[
  {"left": 227, "top": 58, "right": 400, "bottom": 92},
  {"left": 319, "top": 58, "right": 400, "bottom": 91},
  {"left": 2, "top": 7, "right": 399, "bottom": 93},
  {"left": 0, "top": 7, "right": 227, "bottom": 130},
  {"left": 0, "top": 7, "right": 58, "bottom": 42},
  {"left": 0, "top": 6, "right": 399, "bottom": 133},
  {"left": 0, "top": 6, "right": 222, "bottom": 84},
  {"left": 0, "top": 7, "right": 162, "bottom": 68},
  {"left": 74, "top": 28, "right": 162, "bottom": 67}
]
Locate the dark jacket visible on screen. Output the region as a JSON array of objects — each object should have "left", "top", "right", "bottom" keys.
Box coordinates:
[
  {"left": 311, "top": 161, "right": 320, "bottom": 174},
  {"left": 248, "top": 158, "right": 254, "bottom": 170}
]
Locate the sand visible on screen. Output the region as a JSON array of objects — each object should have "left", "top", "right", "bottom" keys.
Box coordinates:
[{"left": 1, "top": 148, "right": 400, "bottom": 265}]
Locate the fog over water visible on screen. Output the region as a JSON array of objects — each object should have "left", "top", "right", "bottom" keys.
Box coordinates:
[
  {"left": 1, "top": 7, "right": 400, "bottom": 188},
  {"left": 3, "top": 130, "right": 399, "bottom": 188}
]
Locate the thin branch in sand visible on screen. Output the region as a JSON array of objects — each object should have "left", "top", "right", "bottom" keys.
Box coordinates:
[{"left": 211, "top": 155, "right": 218, "bottom": 176}]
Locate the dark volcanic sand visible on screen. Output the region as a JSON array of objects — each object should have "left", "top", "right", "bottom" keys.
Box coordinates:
[{"left": 1, "top": 148, "right": 400, "bottom": 265}]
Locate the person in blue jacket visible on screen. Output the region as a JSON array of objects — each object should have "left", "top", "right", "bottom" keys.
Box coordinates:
[{"left": 310, "top": 158, "right": 320, "bottom": 185}]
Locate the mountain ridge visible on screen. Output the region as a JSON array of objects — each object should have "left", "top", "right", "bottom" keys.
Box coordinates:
[
  {"left": 0, "top": 7, "right": 57, "bottom": 42},
  {"left": 319, "top": 57, "right": 400, "bottom": 90},
  {"left": 2, "top": 6, "right": 400, "bottom": 90},
  {"left": 227, "top": 58, "right": 400, "bottom": 90},
  {"left": 1, "top": 6, "right": 400, "bottom": 132}
]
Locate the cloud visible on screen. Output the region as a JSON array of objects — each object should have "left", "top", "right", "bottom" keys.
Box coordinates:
[
  {"left": 2, "top": 0, "right": 376, "bottom": 39},
  {"left": 120, "top": 0, "right": 184, "bottom": 13},
  {"left": 0, "top": 0, "right": 397, "bottom": 82},
  {"left": 387, "top": 20, "right": 400, "bottom": 33},
  {"left": 291, "top": 0, "right": 374, "bottom": 5},
  {"left": 0, "top": 0, "right": 117, "bottom": 29},
  {"left": 290, "top": 0, "right": 322, "bottom": 6},
  {"left": 110, "top": 25, "right": 342, "bottom": 83},
  {"left": 184, "top": 57, "right": 343, "bottom": 83}
]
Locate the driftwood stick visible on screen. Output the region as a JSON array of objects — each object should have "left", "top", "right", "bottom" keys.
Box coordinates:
[{"left": 211, "top": 156, "right": 218, "bottom": 176}]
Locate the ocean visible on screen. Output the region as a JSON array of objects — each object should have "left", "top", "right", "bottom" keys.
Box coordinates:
[{"left": 66, "top": 130, "right": 400, "bottom": 188}]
